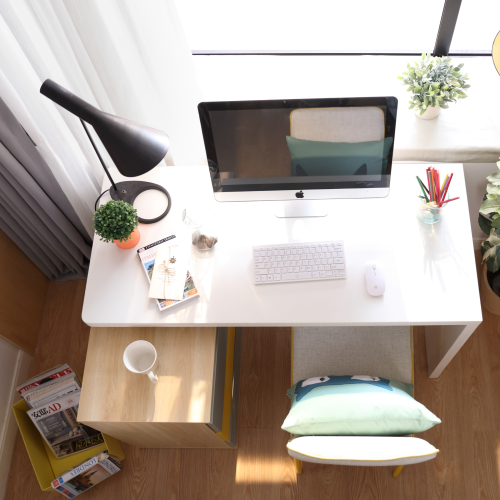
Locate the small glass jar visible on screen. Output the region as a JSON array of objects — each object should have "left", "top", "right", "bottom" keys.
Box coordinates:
[
  {"left": 182, "top": 208, "right": 218, "bottom": 251},
  {"left": 415, "top": 196, "right": 448, "bottom": 224}
]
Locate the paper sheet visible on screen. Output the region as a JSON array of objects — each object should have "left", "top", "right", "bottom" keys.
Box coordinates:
[{"left": 148, "top": 239, "right": 190, "bottom": 301}]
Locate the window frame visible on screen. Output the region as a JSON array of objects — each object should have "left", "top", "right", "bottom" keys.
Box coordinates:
[{"left": 190, "top": 0, "right": 490, "bottom": 58}]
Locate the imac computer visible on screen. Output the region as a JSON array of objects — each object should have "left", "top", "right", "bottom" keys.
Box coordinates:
[{"left": 198, "top": 97, "right": 397, "bottom": 217}]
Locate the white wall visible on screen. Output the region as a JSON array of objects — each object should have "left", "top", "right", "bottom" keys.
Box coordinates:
[
  {"left": 464, "top": 163, "right": 497, "bottom": 250},
  {"left": 0, "top": 338, "right": 32, "bottom": 500}
]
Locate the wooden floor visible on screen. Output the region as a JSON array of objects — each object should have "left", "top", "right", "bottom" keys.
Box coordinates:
[{"left": 6, "top": 274, "right": 500, "bottom": 499}]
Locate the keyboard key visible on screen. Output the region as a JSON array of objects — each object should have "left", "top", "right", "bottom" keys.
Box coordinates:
[
  {"left": 300, "top": 266, "right": 305, "bottom": 271},
  {"left": 255, "top": 263, "right": 265, "bottom": 269},
  {"left": 287, "top": 267, "right": 293, "bottom": 273},
  {"left": 255, "top": 257, "right": 262, "bottom": 263},
  {"left": 339, "top": 271, "right": 346, "bottom": 277},
  {"left": 294, "top": 267, "right": 299, "bottom": 272},
  {"left": 265, "top": 263, "right": 271, "bottom": 269},
  {"left": 338, "top": 252, "right": 344, "bottom": 257},
  {"left": 332, "top": 264, "right": 345, "bottom": 270},
  {"left": 255, "top": 275, "right": 261, "bottom": 282},
  {"left": 334, "top": 258, "right": 344, "bottom": 264},
  {"left": 255, "top": 269, "right": 268, "bottom": 275},
  {"left": 260, "top": 251, "right": 266, "bottom": 256},
  {"left": 333, "top": 270, "right": 339, "bottom": 276},
  {"left": 269, "top": 269, "right": 274, "bottom": 274},
  {"left": 282, "top": 272, "right": 312, "bottom": 280},
  {"left": 261, "top": 275, "right": 268, "bottom": 282},
  {"left": 326, "top": 271, "right": 333, "bottom": 277},
  {"left": 320, "top": 271, "right": 326, "bottom": 277},
  {"left": 306, "top": 266, "right": 312, "bottom": 271},
  {"left": 312, "top": 271, "right": 319, "bottom": 278},
  {"left": 313, "top": 265, "right": 318, "bottom": 271},
  {"left": 319, "top": 265, "right": 325, "bottom": 270},
  {"left": 274, "top": 274, "right": 281, "bottom": 281}
]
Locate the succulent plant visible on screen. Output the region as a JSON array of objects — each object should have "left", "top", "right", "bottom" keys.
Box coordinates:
[
  {"left": 93, "top": 200, "right": 139, "bottom": 243},
  {"left": 398, "top": 53, "right": 470, "bottom": 116}
]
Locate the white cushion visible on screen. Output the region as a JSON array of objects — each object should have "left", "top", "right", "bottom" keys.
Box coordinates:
[{"left": 287, "top": 436, "right": 438, "bottom": 466}]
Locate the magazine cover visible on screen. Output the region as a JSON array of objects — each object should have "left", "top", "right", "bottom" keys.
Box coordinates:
[
  {"left": 16, "top": 364, "right": 74, "bottom": 396},
  {"left": 27, "top": 392, "right": 104, "bottom": 459},
  {"left": 51, "top": 451, "right": 122, "bottom": 498},
  {"left": 137, "top": 235, "right": 199, "bottom": 311}
]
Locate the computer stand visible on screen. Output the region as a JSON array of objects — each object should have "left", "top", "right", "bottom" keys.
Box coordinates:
[{"left": 274, "top": 200, "right": 328, "bottom": 218}]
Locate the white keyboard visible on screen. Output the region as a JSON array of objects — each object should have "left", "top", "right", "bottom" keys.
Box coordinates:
[{"left": 252, "top": 241, "right": 346, "bottom": 284}]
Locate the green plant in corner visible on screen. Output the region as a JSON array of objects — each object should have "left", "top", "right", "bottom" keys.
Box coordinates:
[
  {"left": 398, "top": 53, "right": 470, "bottom": 116},
  {"left": 93, "top": 200, "right": 139, "bottom": 243},
  {"left": 479, "top": 158, "right": 500, "bottom": 273}
]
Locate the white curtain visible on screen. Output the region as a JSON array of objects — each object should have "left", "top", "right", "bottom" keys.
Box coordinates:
[{"left": 0, "top": 0, "right": 206, "bottom": 237}]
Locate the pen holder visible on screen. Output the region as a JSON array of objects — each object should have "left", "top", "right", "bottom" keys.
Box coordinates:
[{"left": 415, "top": 197, "right": 448, "bottom": 224}]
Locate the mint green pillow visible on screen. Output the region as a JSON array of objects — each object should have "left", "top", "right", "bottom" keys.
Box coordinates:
[
  {"left": 286, "top": 136, "right": 393, "bottom": 176},
  {"left": 281, "top": 375, "right": 441, "bottom": 436}
]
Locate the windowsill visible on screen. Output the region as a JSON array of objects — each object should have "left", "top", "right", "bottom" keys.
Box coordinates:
[{"left": 192, "top": 55, "right": 500, "bottom": 163}]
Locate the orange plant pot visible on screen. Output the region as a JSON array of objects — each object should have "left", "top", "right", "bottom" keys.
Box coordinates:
[{"left": 114, "top": 227, "right": 140, "bottom": 249}]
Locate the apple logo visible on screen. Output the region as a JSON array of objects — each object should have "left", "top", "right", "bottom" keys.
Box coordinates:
[{"left": 295, "top": 191, "right": 304, "bottom": 199}]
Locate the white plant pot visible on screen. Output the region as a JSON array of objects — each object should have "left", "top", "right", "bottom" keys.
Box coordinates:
[{"left": 415, "top": 106, "right": 441, "bottom": 120}]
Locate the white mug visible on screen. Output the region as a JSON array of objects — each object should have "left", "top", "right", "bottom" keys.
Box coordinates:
[{"left": 123, "top": 340, "right": 159, "bottom": 383}]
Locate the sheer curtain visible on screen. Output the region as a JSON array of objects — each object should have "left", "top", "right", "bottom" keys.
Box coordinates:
[{"left": 0, "top": 0, "right": 206, "bottom": 239}]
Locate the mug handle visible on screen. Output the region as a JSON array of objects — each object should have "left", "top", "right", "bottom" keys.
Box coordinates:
[{"left": 147, "top": 370, "right": 158, "bottom": 383}]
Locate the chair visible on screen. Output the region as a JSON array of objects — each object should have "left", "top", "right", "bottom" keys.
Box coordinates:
[
  {"left": 290, "top": 107, "right": 385, "bottom": 143},
  {"left": 288, "top": 326, "right": 439, "bottom": 477}
]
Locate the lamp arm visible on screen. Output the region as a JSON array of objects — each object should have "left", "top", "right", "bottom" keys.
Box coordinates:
[{"left": 80, "top": 119, "right": 117, "bottom": 192}]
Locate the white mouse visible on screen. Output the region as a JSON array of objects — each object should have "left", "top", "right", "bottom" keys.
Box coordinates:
[{"left": 365, "top": 262, "right": 385, "bottom": 296}]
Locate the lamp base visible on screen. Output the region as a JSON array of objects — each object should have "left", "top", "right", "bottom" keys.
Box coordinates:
[{"left": 110, "top": 181, "right": 171, "bottom": 224}]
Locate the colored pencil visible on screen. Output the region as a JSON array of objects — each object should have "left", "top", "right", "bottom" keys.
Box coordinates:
[
  {"left": 442, "top": 196, "right": 460, "bottom": 204},
  {"left": 417, "top": 176, "right": 429, "bottom": 194},
  {"left": 430, "top": 169, "right": 435, "bottom": 202},
  {"left": 440, "top": 174, "right": 448, "bottom": 195},
  {"left": 416, "top": 176, "right": 429, "bottom": 203},
  {"left": 436, "top": 170, "right": 441, "bottom": 201},
  {"left": 440, "top": 172, "right": 453, "bottom": 205}
]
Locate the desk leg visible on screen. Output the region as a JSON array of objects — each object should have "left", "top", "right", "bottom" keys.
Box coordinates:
[{"left": 425, "top": 322, "right": 481, "bottom": 378}]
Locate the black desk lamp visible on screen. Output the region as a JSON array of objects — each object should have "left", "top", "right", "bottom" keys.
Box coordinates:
[{"left": 40, "top": 79, "right": 171, "bottom": 223}]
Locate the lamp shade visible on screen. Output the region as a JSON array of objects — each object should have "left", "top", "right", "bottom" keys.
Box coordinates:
[{"left": 40, "top": 79, "right": 169, "bottom": 177}]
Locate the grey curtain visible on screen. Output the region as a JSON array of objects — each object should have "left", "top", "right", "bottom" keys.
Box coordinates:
[{"left": 0, "top": 96, "right": 92, "bottom": 280}]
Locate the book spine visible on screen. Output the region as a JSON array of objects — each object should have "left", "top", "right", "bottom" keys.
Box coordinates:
[
  {"left": 56, "top": 455, "right": 100, "bottom": 485},
  {"left": 18, "top": 367, "right": 74, "bottom": 395},
  {"left": 136, "top": 234, "right": 176, "bottom": 254},
  {"left": 99, "top": 457, "right": 122, "bottom": 475}
]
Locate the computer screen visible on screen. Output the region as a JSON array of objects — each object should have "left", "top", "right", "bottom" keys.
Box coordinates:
[{"left": 198, "top": 97, "right": 397, "bottom": 202}]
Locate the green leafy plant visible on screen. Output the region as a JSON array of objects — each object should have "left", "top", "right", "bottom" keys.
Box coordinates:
[
  {"left": 479, "top": 158, "right": 500, "bottom": 273},
  {"left": 93, "top": 200, "right": 139, "bottom": 243},
  {"left": 398, "top": 53, "right": 470, "bottom": 116}
]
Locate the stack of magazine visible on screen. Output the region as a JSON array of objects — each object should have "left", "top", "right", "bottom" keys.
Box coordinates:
[
  {"left": 137, "top": 234, "right": 200, "bottom": 312},
  {"left": 18, "top": 365, "right": 104, "bottom": 459}
]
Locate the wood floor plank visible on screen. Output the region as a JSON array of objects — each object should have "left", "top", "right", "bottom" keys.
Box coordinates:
[{"left": 239, "top": 327, "right": 292, "bottom": 429}]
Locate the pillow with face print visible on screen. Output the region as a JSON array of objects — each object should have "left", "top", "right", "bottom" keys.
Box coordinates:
[{"left": 281, "top": 375, "right": 440, "bottom": 436}]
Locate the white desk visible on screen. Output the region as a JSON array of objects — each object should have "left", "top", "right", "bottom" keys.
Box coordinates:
[{"left": 83, "top": 163, "right": 482, "bottom": 378}]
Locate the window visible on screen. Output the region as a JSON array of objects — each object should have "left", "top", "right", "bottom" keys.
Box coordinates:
[
  {"left": 177, "top": 1, "right": 445, "bottom": 53},
  {"left": 449, "top": 0, "right": 500, "bottom": 53}
]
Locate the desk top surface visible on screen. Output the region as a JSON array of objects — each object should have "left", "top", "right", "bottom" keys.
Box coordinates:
[{"left": 82, "top": 163, "right": 482, "bottom": 327}]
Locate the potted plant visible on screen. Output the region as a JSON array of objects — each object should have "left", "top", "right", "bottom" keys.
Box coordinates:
[
  {"left": 93, "top": 200, "right": 140, "bottom": 249},
  {"left": 398, "top": 53, "right": 470, "bottom": 120},
  {"left": 478, "top": 158, "right": 500, "bottom": 314}
]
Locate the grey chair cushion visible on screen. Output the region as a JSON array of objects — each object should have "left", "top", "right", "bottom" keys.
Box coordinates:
[{"left": 292, "top": 326, "right": 412, "bottom": 386}]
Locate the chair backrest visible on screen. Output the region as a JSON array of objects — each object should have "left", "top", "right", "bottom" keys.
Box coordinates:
[
  {"left": 290, "top": 107, "right": 385, "bottom": 143},
  {"left": 292, "top": 326, "right": 412, "bottom": 386}
]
